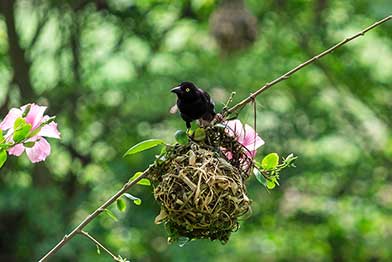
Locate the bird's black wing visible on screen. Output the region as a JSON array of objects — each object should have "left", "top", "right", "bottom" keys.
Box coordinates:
[
  {"left": 199, "top": 89, "right": 215, "bottom": 112},
  {"left": 198, "top": 88, "right": 216, "bottom": 121}
]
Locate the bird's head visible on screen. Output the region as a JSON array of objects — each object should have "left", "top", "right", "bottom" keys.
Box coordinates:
[{"left": 171, "top": 82, "right": 198, "bottom": 100}]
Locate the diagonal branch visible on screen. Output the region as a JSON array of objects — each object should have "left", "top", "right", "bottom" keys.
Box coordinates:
[
  {"left": 38, "top": 165, "right": 152, "bottom": 262},
  {"left": 225, "top": 15, "right": 392, "bottom": 116}
]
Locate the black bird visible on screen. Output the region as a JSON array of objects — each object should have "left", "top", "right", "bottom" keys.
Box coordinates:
[{"left": 171, "top": 82, "right": 216, "bottom": 129}]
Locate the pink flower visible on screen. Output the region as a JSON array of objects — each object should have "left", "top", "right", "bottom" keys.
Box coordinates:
[
  {"left": 224, "top": 119, "right": 264, "bottom": 159},
  {"left": 0, "top": 103, "right": 60, "bottom": 163}
]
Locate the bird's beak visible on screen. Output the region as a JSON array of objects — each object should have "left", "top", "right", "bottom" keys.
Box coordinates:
[{"left": 170, "top": 86, "right": 182, "bottom": 94}]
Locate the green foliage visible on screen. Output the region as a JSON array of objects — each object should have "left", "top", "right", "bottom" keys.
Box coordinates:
[
  {"left": 0, "top": 130, "right": 6, "bottom": 168},
  {"left": 0, "top": 149, "right": 6, "bottom": 168},
  {"left": 193, "top": 128, "right": 206, "bottom": 141},
  {"left": 261, "top": 153, "right": 279, "bottom": 170},
  {"left": 175, "top": 130, "right": 189, "bottom": 145},
  {"left": 23, "top": 141, "right": 35, "bottom": 148},
  {"left": 254, "top": 153, "right": 297, "bottom": 189},
  {"left": 137, "top": 179, "right": 151, "bottom": 186},
  {"left": 103, "top": 209, "right": 118, "bottom": 222},
  {"left": 117, "top": 198, "right": 126, "bottom": 212},
  {"left": 13, "top": 118, "right": 32, "bottom": 143},
  {"left": 253, "top": 168, "right": 266, "bottom": 186},
  {"left": 124, "top": 139, "right": 165, "bottom": 157},
  {"left": 129, "top": 172, "right": 151, "bottom": 186}
]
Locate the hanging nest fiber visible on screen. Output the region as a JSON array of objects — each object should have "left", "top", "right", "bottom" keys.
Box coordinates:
[{"left": 147, "top": 125, "right": 253, "bottom": 243}]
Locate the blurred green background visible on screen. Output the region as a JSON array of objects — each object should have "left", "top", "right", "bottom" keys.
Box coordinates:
[{"left": 0, "top": 0, "right": 391, "bottom": 261}]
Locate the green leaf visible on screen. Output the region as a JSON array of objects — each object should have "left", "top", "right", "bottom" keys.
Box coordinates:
[
  {"left": 0, "top": 142, "right": 12, "bottom": 150},
  {"left": 96, "top": 245, "right": 101, "bottom": 255},
  {"left": 27, "top": 127, "right": 41, "bottom": 139},
  {"left": 116, "top": 198, "right": 126, "bottom": 212},
  {"left": 193, "top": 128, "right": 206, "bottom": 141},
  {"left": 138, "top": 178, "right": 151, "bottom": 186},
  {"left": 0, "top": 149, "right": 7, "bottom": 168},
  {"left": 24, "top": 141, "right": 35, "bottom": 148},
  {"left": 124, "top": 193, "right": 142, "bottom": 206},
  {"left": 253, "top": 168, "right": 267, "bottom": 186},
  {"left": 103, "top": 209, "right": 118, "bottom": 221},
  {"left": 266, "top": 180, "right": 276, "bottom": 189},
  {"left": 175, "top": 130, "right": 189, "bottom": 145},
  {"left": 22, "top": 104, "right": 31, "bottom": 117},
  {"left": 123, "top": 139, "right": 165, "bottom": 157},
  {"left": 283, "top": 153, "right": 298, "bottom": 167},
  {"left": 133, "top": 198, "right": 142, "bottom": 205},
  {"left": 129, "top": 171, "right": 143, "bottom": 182},
  {"left": 262, "top": 153, "right": 279, "bottom": 170},
  {"left": 129, "top": 172, "right": 151, "bottom": 186},
  {"left": 14, "top": 117, "right": 26, "bottom": 130},
  {"left": 118, "top": 256, "right": 130, "bottom": 262},
  {"left": 13, "top": 118, "right": 32, "bottom": 143},
  {"left": 0, "top": 129, "right": 4, "bottom": 143}
]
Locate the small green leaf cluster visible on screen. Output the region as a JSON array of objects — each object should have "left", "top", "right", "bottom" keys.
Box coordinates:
[
  {"left": 175, "top": 127, "right": 207, "bottom": 144},
  {"left": 0, "top": 118, "right": 35, "bottom": 168},
  {"left": 118, "top": 138, "right": 165, "bottom": 213},
  {"left": 1, "top": 116, "right": 57, "bottom": 168},
  {"left": 253, "top": 153, "right": 297, "bottom": 189}
]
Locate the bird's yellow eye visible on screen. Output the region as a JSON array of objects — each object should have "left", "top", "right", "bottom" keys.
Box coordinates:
[{"left": 185, "top": 88, "right": 190, "bottom": 92}]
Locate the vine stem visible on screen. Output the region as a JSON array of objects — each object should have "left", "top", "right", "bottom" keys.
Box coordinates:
[
  {"left": 78, "top": 230, "right": 121, "bottom": 261},
  {"left": 38, "top": 166, "right": 152, "bottom": 262},
  {"left": 39, "top": 15, "right": 391, "bottom": 262},
  {"left": 225, "top": 15, "right": 392, "bottom": 116}
]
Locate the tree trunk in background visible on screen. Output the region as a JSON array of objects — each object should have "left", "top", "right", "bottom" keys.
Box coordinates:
[{"left": 0, "top": 0, "right": 35, "bottom": 103}]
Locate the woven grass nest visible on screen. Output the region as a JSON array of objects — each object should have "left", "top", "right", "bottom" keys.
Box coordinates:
[{"left": 147, "top": 125, "right": 253, "bottom": 243}]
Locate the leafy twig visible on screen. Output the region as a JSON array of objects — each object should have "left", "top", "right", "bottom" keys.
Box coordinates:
[{"left": 78, "top": 230, "right": 123, "bottom": 261}]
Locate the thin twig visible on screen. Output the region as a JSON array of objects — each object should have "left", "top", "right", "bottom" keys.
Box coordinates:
[
  {"left": 38, "top": 166, "right": 152, "bottom": 262},
  {"left": 225, "top": 15, "right": 392, "bottom": 116},
  {"left": 222, "top": 92, "right": 236, "bottom": 112},
  {"left": 78, "top": 230, "right": 121, "bottom": 261}
]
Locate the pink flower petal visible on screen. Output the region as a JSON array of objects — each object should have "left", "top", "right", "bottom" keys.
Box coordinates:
[
  {"left": 0, "top": 108, "right": 22, "bottom": 131},
  {"left": 243, "top": 124, "right": 265, "bottom": 148},
  {"left": 8, "top": 144, "right": 25, "bottom": 156},
  {"left": 245, "top": 137, "right": 264, "bottom": 152},
  {"left": 38, "top": 122, "right": 61, "bottom": 139},
  {"left": 225, "top": 119, "right": 265, "bottom": 159},
  {"left": 23, "top": 104, "right": 47, "bottom": 129},
  {"left": 25, "top": 137, "right": 51, "bottom": 163}
]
